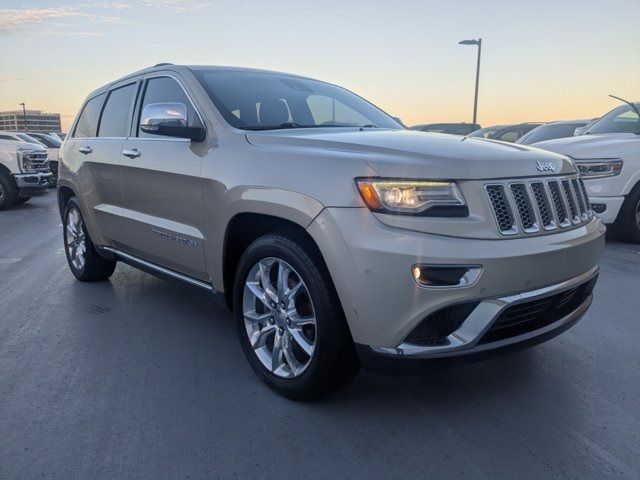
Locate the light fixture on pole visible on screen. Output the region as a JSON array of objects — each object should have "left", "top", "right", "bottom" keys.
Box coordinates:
[
  {"left": 19, "top": 102, "right": 28, "bottom": 131},
  {"left": 458, "top": 38, "right": 482, "bottom": 125}
]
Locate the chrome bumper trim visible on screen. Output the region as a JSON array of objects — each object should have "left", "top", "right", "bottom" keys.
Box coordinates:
[
  {"left": 372, "top": 266, "right": 599, "bottom": 358},
  {"left": 15, "top": 172, "right": 54, "bottom": 188}
]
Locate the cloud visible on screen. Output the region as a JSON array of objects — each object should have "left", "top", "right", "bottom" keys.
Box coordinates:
[{"left": 0, "top": 1, "right": 213, "bottom": 36}]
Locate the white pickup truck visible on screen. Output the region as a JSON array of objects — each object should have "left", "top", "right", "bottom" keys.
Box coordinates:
[
  {"left": 534, "top": 100, "right": 640, "bottom": 243},
  {"left": 0, "top": 139, "right": 53, "bottom": 209}
]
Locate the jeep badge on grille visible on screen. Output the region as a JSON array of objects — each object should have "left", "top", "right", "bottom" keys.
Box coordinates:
[{"left": 536, "top": 161, "right": 557, "bottom": 173}]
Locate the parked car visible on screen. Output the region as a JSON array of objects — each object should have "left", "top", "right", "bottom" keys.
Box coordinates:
[
  {"left": 0, "top": 131, "right": 59, "bottom": 186},
  {"left": 0, "top": 139, "right": 52, "bottom": 209},
  {"left": 467, "top": 123, "right": 543, "bottom": 142},
  {"left": 410, "top": 123, "right": 481, "bottom": 136},
  {"left": 534, "top": 100, "right": 640, "bottom": 242},
  {"left": 21, "top": 133, "right": 61, "bottom": 184},
  {"left": 516, "top": 120, "right": 590, "bottom": 145},
  {"left": 58, "top": 64, "right": 604, "bottom": 399}
]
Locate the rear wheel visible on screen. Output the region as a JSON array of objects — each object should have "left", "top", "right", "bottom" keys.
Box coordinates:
[
  {"left": 233, "top": 232, "right": 359, "bottom": 400},
  {"left": 0, "top": 172, "right": 17, "bottom": 210},
  {"left": 63, "top": 197, "right": 117, "bottom": 281},
  {"left": 615, "top": 185, "right": 640, "bottom": 244}
]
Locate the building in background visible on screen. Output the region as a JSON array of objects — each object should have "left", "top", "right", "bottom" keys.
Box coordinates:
[{"left": 0, "top": 110, "right": 62, "bottom": 133}]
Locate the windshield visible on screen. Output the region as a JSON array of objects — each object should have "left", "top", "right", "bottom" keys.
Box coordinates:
[
  {"left": 30, "top": 134, "right": 61, "bottom": 148},
  {"left": 191, "top": 69, "right": 402, "bottom": 131},
  {"left": 518, "top": 122, "right": 586, "bottom": 145},
  {"left": 584, "top": 103, "right": 640, "bottom": 135},
  {"left": 467, "top": 126, "right": 501, "bottom": 138},
  {"left": 16, "top": 133, "right": 45, "bottom": 146}
]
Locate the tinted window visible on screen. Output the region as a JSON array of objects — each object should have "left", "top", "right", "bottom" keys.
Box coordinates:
[
  {"left": 74, "top": 93, "right": 105, "bottom": 138},
  {"left": 0, "top": 134, "right": 14, "bottom": 140},
  {"left": 31, "top": 134, "right": 61, "bottom": 148},
  {"left": 98, "top": 83, "right": 137, "bottom": 137},
  {"left": 585, "top": 104, "right": 640, "bottom": 134},
  {"left": 16, "top": 133, "right": 43, "bottom": 145},
  {"left": 497, "top": 129, "right": 519, "bottom": 142},
  {"left": 138, "top": 77, "right": 202, "bottom": 137},
  {"left": 518, "top": 123, "right": 586, "bottom": 145},
  {"left": 192, "top": 70, "right": 401, "bottom": 130}
]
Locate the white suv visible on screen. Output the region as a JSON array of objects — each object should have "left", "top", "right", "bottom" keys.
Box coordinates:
[{"left": 535, "top": 100, "right": 640, "bottom": 242}]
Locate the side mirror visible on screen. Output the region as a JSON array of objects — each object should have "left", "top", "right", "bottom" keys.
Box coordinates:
[
  {"left": 574, "top": 126, "right": 585, "bottom": 136},
  {"left": 140, "top": 102, "right": 205, "bottom": 141},
  {"left": 392, "top": 116, "right": 406, "bottom": 128}
]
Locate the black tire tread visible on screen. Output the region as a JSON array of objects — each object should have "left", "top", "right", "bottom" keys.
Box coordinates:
[
  {"left": 0, "top": 171, "right": 17, "bottom": 210},
  {"left": 615, "top": 183, "right": 640, "bottom": 244}
]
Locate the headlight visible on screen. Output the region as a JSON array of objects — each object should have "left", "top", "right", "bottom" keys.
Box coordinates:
[
  {"left": 574, "top": 159, "right": 623, "bottom": 179},
  {"left": 17, "top": 149, "right": 48, "bottom": 173},
  {"left": 355, "top": 178, "right": 467, "bottom": 216}
]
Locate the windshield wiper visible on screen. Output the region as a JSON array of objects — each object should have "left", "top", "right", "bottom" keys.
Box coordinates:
[{"left": 359, "top": 124, "right": 378, "bottom": 128}]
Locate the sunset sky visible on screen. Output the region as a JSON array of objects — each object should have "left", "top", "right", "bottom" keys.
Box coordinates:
[{"left": 1, "top": 0, "right": 638, "bottom": 132}]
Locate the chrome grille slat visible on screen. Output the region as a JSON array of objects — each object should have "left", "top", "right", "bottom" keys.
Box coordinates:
[
  {"left": 561, "top": 179, "right": 580, "bottom": 223},
  {"left": 486, "top": 175, "right": 592, "bottom": 236},
  {"left": 530, "top": 182, "right": 556, "bottom": 230},
  {"left": 485, "top": 185, "right": 517, "bottom": 235},
  {"left": 510, "top": 183, "right": 539, "bottom": 233}
]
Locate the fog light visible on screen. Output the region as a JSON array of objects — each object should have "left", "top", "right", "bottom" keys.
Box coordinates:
[
  {"left": 411, "top": 264, "right": 482, "bottom": 288},
  {"left": 592, "top": 203, "right": 606, "bottom": 214}
]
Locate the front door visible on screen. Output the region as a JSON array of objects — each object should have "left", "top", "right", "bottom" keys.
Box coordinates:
[{"left": 117, "top": 75, "right": 207, "bottom": 281}]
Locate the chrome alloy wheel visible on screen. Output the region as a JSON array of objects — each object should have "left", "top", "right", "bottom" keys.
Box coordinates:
[
  {"left": 635, "top": 199, "right": 640, "bottom": 229},
  {"left": 242, "top": 257, "right": 316, "bottom": 378},
  {"left": 65, "top": 207, "right": 87, "bottom": 270},
  {"left": 0, "top": 182, "right": 5, "bottom": 204}
]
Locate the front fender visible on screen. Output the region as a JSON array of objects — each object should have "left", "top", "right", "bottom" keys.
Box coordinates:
[{"left": 204, "top": 185, "right": 325, "bottom": 291}]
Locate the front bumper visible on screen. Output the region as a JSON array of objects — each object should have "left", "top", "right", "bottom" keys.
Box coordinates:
[
  {"left": 308, "top": 208, "right": 605, "bottom": 351},
  {"left": 14, "top": 172, "right": 54, "bottom": 197},
  {"left": 357, "top": 268, "right": 597, "bottom": 375}
]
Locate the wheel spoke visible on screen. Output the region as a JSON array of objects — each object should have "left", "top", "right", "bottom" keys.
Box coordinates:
[
  {"left": 250, "top": 324, "right": 276, "bottom": 349},
  {"left": 277, "top": 261, "right": 290, "bottom": 300},
  {"left": 289, "top": 328, "right": 314, "bottom": 356},
  {"left": 282, "top": 332, "right": 302, "bottom": 375},
  {"left": 284, "top": 280, "right": 303, "bottom": 304},
  {"left": 66, "top": 223, "right": 77, "bottom": 239},
  {"left": 258, "top": 261, "right": 278, "bottom": 302},
  {"left": 271, "top": 330, "right": 284, "bottom": 372},
  {"left": 288, "top": 312, "right": 315, "bottom": 328},
  {"left": 246, "top": 281, "right": 273, "bottom": 310},
  {"left": 244, "top": 310, "right": 272, "bottom": 325}
]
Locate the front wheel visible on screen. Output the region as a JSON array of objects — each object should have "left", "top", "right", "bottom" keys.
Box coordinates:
[
  {"left": 63, "top": 197, "right": 117, "bottom": 281},
  {"left": 233, "top": 232, "right": 360, "bottom": 400},
  {"left": 615, "top": 185, "right": 640, "bottom": 244},
  {"left": 13, "top": 197, "right": 30, "bottom": 205}
]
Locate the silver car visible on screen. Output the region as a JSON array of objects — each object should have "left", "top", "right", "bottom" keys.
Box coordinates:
[{"left": 57, "top": 64, "right": 605, "bottom": 399}]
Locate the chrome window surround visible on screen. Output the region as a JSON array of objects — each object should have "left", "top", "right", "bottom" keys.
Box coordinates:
[{"left": 485, "top": 175, "right": 593, "bottom": 237}]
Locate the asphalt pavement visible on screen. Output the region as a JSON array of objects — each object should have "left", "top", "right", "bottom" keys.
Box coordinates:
[{"left": 1, "top": 194, "right": 639, "bottom": 479}]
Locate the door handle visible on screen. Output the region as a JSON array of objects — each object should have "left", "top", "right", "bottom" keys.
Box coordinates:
[
  {"left": 122, "top": 148, "right": 141, "bottom": 159},
  {"left": 78, "top": 146, "right": 93, "bottom": 155}
]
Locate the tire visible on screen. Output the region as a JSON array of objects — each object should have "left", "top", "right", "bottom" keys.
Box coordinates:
[
  {"left": 63, "top": 197, "right": 117, "bottom": 281},
  {"left": 233, "top": 231, "right": 360, "bottom": 400},
  {"left": 0, "top": 171, "right": 17, "bottom": 210},
  {"left": 615, "top": 185, "right": 640, "bottom": 244},
  {"left": 13, "top": 197, "right": 30, "bottom": 205}
]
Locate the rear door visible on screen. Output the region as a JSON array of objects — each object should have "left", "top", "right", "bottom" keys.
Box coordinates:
[{"left": 118, "top": 75, "right": 207, "bottom": 280}]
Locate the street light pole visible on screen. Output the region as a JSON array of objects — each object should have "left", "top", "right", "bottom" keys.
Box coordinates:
[
  {"left": 19, "top": 102, "right": 27, "bottom": 131},
  {"left": 458, "top": 38, "right": 482, "bottom": 125}
]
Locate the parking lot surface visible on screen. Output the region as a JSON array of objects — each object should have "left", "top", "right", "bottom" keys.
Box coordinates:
[{"left": 1, "top": 194, "right": 639, "bottom": 479}]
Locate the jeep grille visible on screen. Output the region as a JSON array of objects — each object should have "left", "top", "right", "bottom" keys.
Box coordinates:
[{"left": 485, "top": 176, "right": 593, "bottom": 236}]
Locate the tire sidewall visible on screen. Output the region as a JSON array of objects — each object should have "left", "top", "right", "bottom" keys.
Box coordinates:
[
  {"left": 63, "top": 197, "right": 89, "bottom": 278},
  {"left": 233, "top": 234, "right": 355, "bottom": 398},
  {"left": 0, "top": 173, "right": 17, "bottom": 210}
]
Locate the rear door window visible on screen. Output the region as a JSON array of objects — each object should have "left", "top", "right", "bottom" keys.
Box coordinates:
[
  {"left": 98, "top": 83, "right": 137, "bottom": 138},
  {"left": 73, "top": 93, "right": 106, "bottom": 138}
]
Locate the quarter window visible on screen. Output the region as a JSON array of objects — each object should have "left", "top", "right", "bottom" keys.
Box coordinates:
[
  {"left": 73, "top": 93, "right": 105, "bottom": 138},
  {"left": 137, "top": 77, "right": 202, "bottom": 137},
  {"left": 98, "top": 84, "right": 137, "bottom": 138}
]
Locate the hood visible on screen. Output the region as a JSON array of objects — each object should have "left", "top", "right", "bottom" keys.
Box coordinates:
[
  {"left": 0, "top": 139, "right": 47, "bottom": 153},
  {"left": 245, "top": 128, "right": 576, "bottom": 179},
  {"left": 533, "top": 133, "right": 639, "bottom": 159}
]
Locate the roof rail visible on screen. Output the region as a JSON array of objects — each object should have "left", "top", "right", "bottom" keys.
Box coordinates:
[{"left": 153, "top": 63, "right": 174, "bottom": 67}]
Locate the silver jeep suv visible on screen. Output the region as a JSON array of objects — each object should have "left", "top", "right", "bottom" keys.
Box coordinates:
[{"left": 58, "top": 64, "right": 605, "bottom": 399}]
